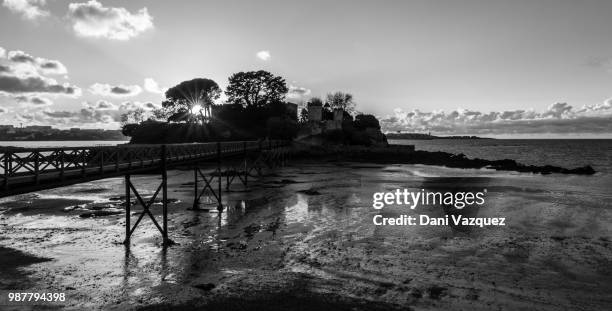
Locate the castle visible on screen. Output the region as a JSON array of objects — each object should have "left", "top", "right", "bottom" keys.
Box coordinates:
[{"left": 302, "top": 102, "right": 344, "bottom": 136}]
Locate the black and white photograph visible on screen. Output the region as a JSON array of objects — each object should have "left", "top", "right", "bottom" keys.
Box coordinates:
[{"left": 0, "top": 0, "right": 611, "bottom": 310}]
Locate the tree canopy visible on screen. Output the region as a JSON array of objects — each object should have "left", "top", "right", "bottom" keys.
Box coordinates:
[
  {"left": 225, "top": 70, "right": 288, "bottom": 107},
  {"left": 326, "top": 92, "right": 355, "bottom": 113},
  {"left": 353, "top": 114, "right": 381, "bottom": 130},
  {"left": 307, "top": 97, "right": 323, "bottom": 107},
  {"left": 163, "top": 78, "right": 221, "bottom": 123}
]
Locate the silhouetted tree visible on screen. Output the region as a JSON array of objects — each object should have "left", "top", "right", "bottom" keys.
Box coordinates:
[
  {"left": 323, "top": 103, "right": 333, "bottom": 120},
  {"left": 163, "top": 78, "right": 221, "bottom": 123},
  {"left": 121, "top": 123, "right": 138, "bottom": 136},
  {"left": 299, "top": 108, "right": 309, "bottom": 123},
  {"left": 225, "top": 70, "right": 288, "bottom": 107},
  {"left": 307, "top": 97, "right": 323, "bottom": 107},
  {"left": 120, "top": 108, "right": 147, "bottom": 137},
  {"left": 120, "top": 108, "right": 146, "bottom": 125},
  {"left": 353, "top": 114, "right": 381, "bottom": 130},
  {"left": 151, "top": 107, "right": 173, "bottom": 122},
  {"left": 326, "top": 91, "right": 355, "bottom": 113}
]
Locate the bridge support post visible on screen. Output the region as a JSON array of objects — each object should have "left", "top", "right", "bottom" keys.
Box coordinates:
[
  {"left": 217, "top": 142, "right": 223, "bottom": 212},
  {"left": 192, "top": 166, "right": 199, "bottom": 209},
  {"left": 122, "top": 145, "right": 170, "bottom": 245},
  {"left": 3, "top": 150, "right": 10, "bottom": 191},
  {"left": 243, "top": 142, "right": 248, "bottom": 187},
  {"left": 161, "top": 145, "right": 169, "bottom": 244},
  {"left": 124, "top": 174, "right": 131, "bottom": 245}
]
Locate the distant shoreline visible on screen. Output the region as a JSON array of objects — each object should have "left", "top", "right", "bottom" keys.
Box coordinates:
[
  {"left": 385, "top": 133, "right": 492, "bottom": 140},
  {"left": 0, "top": 139, "right": 129, "bottom": 141}
]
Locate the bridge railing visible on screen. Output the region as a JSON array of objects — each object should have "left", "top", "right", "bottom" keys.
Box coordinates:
[{"left": 1, "top": 140, "right": 289, "bottom": 190}]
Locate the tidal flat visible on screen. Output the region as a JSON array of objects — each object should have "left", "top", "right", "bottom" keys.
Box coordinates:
[{"left": 0, "top": 161, "right": 611, "bottom": 310}]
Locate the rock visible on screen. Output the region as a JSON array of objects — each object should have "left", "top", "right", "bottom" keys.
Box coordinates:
[
  {"left": 298, "top": 189, "right": 321, "bottom": 195},
  {"left": 63, "top": 205, "right": 83, "bottom": 212},
  {"left": 427, "top": 286, "right": 448, "bottom": 300},
  {"left": 294, "top": 146, "right": 597, "bottom": 175},
  {"left": 243, "top": 224, "right": 261, "bottom": 237},
  {"left": 193, "top": 283, "right": 215, "bottom": 291},
  {"left": 409, "top": 288, "right": 423, "bottom": 298},
  {"left": 79, "top": 210, "right": 124, "bottom": 218}
]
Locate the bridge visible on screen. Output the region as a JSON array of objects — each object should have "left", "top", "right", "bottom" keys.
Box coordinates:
[{"left": 0, "top": 140, "right": 291, "bottom": 245}]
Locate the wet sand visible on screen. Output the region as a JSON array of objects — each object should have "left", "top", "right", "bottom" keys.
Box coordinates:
[{"left": 1, "top": 162, "right": 611, "bottom": 310}]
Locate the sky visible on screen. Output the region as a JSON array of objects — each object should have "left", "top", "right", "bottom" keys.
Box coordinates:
[{"left": 1, "top": 0, "right": 612, "bottom": 137}]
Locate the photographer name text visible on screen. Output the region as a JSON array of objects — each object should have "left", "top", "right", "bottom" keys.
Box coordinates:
[{"left": 371, "top": 189, "right": 506, "bottom": 227}]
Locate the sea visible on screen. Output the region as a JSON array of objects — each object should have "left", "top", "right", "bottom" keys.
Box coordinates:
[
  {"left": 0, "top": 140, "right": 128, "bottom": 148},
  {"left": 389, "top": 138, "right": 612, "bottom": 174}
]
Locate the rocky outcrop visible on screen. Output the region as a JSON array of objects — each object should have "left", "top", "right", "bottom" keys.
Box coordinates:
[{"left": 291, "top": 144, "right": 596, "bottom": 175}]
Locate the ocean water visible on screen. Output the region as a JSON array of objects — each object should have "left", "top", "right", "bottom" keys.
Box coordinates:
[
  {"left": 389, "top": 139, "right": 612, "bottom": 174},
  {"left": 0, "top": 140, "right": 128, "bottom": 148}
]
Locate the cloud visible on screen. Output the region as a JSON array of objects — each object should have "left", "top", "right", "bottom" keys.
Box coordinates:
[
  {"left": 256, "top": 50, "right": 271, "bottom": 61},
  {"left": 85, "top": 99, "right": 117, "bottom": 110},
  {"left": 2, "top": 0, "right": 49, "bottom": 20},
  {"left": 380, "top": 101, "right": 612, "bottom": 135},
  {"left": 13, "top": 94, "right": 52, "bottom": 106},
  {"left": 143, "top": 78, "right": 165, "bottom": 94},
  {"left": 0, "top": 48, "right": 78, "bottom": 100},
  {"left": 6, "top": 50, "right": 67, "bottom": 75},
  {"left": 0, "top": 107, "right": 7, "bottom": 113},
  {"left": 37, "top": 59, "right": 67, "bottom": 75},
  {"left": 119, "top": 100, "right": 159, "bottom": 111},
  {"left": 0, "top": 74, "right": 80, "bottom": 96},
  {"left": 25, "top": 99, "right": 159, "bottom": 128},
  {"left": 89, "top": 83, "right": 142, "bottom": 97},
  {"left": 287, "top": 84, "right": 311, "bottom": 100},
  {"left": 0, "top": 47, "right": 5, "bottom": 58},
  {"left": 7, "top": 50, "right": 35, "bottom": 63},
  {"left": 68, "top": 0, "right": 154, "bottom": 40}
]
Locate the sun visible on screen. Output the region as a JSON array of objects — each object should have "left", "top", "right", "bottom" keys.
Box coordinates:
[{"left": 191, "top": 104, "right": 203, "bottom": 115}]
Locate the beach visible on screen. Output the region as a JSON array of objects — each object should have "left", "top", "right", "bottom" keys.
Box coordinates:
[{"left": 1, "top": 158, "right": 611, "bottom": 310}]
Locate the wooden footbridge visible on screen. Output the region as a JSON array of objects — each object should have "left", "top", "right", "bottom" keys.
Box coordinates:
[{"left": 0, "top": 140, "right": 291, "bottom": 244}]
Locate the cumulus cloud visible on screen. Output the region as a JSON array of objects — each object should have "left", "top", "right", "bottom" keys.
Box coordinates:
[
  {"left": 380, "top": 101, "right": 612, "bottom": 135},
  {"left": 85, "top": 99, "right": 117, "bottom": 110},
  {"left": 287, "top": 84, "right": 311, "bottom": 100},
  {"left": 143, "top": 78, "right": 165, "bottom": 94},
  {"left": 7, "top": 50, "right": 35, "bottom": 63},
  {"left": 2, "top": 0, "right": 49, "bottom": 20},
  {"left": 119, "top": 100, "right": 159, "bottom": 111},
  {"left": 0, "top": 48, "right": 78, "bottom": 100},
  {"left": 27, "top": 99, "right": 159, "bottom": 128},
  {"left": 0, "top": 47, "right": 6, "bottom": 58},
  {"left": 13, "top": 94, "right": 52, "bottom": 106},
  {"left": 0, "top": 74, "right": 80, "bottom": 96},
  {"left": 37, "top": 60, "right": 68, "bottom": 75},
  {"left": 89, "top": 83, "right": 142, "bottom": 97},
  {"left": 6, "top": 50, "right": 67, "bottom": 75},
  {"left": 256, "top": 50, "right": 271, "bottom": 61},
  {"left": 68, "top": 0, "right": 154, "bottom": 40}
]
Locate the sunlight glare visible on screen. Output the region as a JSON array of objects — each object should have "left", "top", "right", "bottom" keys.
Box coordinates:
[{"left": 191, "top": 104, "right": 203, "bottom": 114}]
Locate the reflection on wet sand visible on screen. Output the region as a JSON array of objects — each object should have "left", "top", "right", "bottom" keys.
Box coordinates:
[
  {"left": 0, "top": 162, "right": 611, "bottom": 310},
  {"left": 420, "top": 177, "right": 491, "bottom": 233}
]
